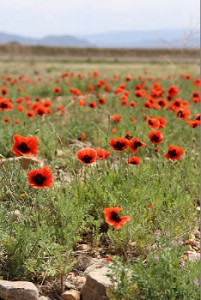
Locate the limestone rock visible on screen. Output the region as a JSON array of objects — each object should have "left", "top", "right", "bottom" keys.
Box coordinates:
[
  {"left": 0, "top": 280, "right": 39, "bottom": 300},
  {"left": 187, "top": 251, "right": 200, "bottom": 262},
  {"left": 81, "top": 266, "right": 111, "bottom": 300},
  {"left": 61, "top": 289, "right": 80, "bottom": 300}
]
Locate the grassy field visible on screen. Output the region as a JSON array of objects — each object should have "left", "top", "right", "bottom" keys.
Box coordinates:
[
  {"left": 0, "top": 61, "right": 200, "bottom": 299},
  {"left": 0, "top": 44, "right": 199, "bottom": 63}
]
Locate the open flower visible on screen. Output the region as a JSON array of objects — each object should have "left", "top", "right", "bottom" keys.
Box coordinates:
[
  {"left": 96, "top": 149, "right": 111, "bottom": 160},
  {"left": 77, "top": 148, "right": 97, "bottom": 164},
  {"left": 12, "top": 134, "right": 38, "bottom": 157},
  {"left": 148, "top": 131, "right": 163, "bottom": 144},
  {"left": 128, "top": 156, "right": 140, "bottom": 165},
  {"left": 129, "top": 137, "right": 146, "bottom": 153},
  {"left": 103, "top": 207, "right": 131, "bottom": 230},
  {"left": 28, "top": 166, "right": 53, "bottom": 188},
  {"left": 164, "top": 145, "right": 184, "bottom": 160},
  {"left": 109, "top": 138, "right": 130, "bottom": 152}
]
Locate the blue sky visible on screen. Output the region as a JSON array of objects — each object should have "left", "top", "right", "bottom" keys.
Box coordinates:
[{"left": 0, "top": 0, "right": 200, "bottom": 37}]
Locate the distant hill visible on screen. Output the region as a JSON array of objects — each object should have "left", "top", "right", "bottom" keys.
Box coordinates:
[
  {"left": 82, "top": 29, "right": 200, "bottom": 48},
  {"left": 0, "top": 29, "right": 199, "bottom": 48},
  {"left": 0, "top": 32, "right": 93, "bottom": 47}
]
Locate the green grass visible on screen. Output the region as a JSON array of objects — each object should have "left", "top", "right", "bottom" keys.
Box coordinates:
[{"left": 0, "top": 62, "right": 200, "bottom": 298}]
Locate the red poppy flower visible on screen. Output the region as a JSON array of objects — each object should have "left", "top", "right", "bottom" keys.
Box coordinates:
[
  {"left": 96, "top": 149, "right": 111, "bottom": 160},
  {"left": 54, "top": 86, "right": 61, "bottom": 94},
  {"left": 26, "top": 110, "right": 35, "bottom": 118},
  {"left": 77, "top": 148, "right": 97, "bottom": 164},
  {"left": 14, "top": 119, "right": 20, "bottom": 125},
  {"left": 1, "top": 87, "right": 8, "bottom": 95},
  {"left": 111, "top": 114, "right": 122, "bottom": 122},
  {"left": 0, "top": 98, "right": 13, "bottom": 111},
  {"left": 193, "top": 78, "right": 200, "bottom": 88},
  {"left": 156, "top": 117, "right": 167, "bottom": 129},
  {"left": 129, "top": 137, "right": 146, "bottom": 153},
  {"left": 78, "top": 132, "right": 86, "bottom": 141},
  {"left": 34, "top": 104, "right": 47, "bottom": 116},
  {"left": 194, "top": 113, "right": 200, "bottom": 121},
  {"left": 103, "top": 207, "right": 131, "bottom": 230},
  {"left": 168, "top": 85, "right": 179, "bottom": 98},
  {"left": 157, "top": 99, "right": 167, "bottom": 107},
  {"left": 124, "top": 132, "right": 133, "bottom": 140},
  {"left": 3, "top": 117, "right": 10, "bottom": 122},
  {"left": 148, "top": 131, "right": 163, "bottom": 144},
  {"left": 176, "top": 108, "right": 190, "bottom": 120},
  {"left": 99, "top": 97, "right": 106, "bottom": 105},
  {"left": 130, "top": 117, "right": 137, "bottom": 123},
  {"left": 134, "top": 90, "right": 146, "bottom": 98},
  {"left": 111, "top": 128, "right": 117, "bottom": 134},
  {"left": 89, "top": 101, "right": 96, "bottom": 108},
  {"left": 12, "top": 134, "right": 38, "bottom": 157},
  {"left": 130, "top": 101, "right": 137, "bottom": 107},
  {"left": 128, "top": 156, "right": 140, "bottom": 165},
  {"left": 147, "top": 117, "right": 160, "bottom": 129},
  {"left": 186, "top": 120, "right": 200, "bottom": 128},
  {"left": 28, "top": 166, "right": 53, "bottom": 188},
  {"left": 43, "top": 100, "right": 51, "bottom": 107},
  {"left": 109, "top": 138, "right": 130, "bottom": 152},
  {"left": 164, "top": 145, "right": 184, "bottom": 160}
]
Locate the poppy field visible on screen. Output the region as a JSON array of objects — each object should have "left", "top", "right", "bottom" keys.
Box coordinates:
[{"left": 0, "top": 61, "right": 200, "bottom": 299}]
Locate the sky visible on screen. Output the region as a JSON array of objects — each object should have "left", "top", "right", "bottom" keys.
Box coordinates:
[{"left": 0, "top": 0, "right": 200, "bottom": 37}]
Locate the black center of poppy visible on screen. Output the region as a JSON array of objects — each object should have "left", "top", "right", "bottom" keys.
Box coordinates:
[
  {"left": 32, "top": 174, "right": 46, "bottom": 186},
  {"left": 110, "top": 211, "right": 121, "bottom": 223},
  {"left": 151, "top": 135, "right": 159, "bottom": 142},
  {"left": 17, "top": 142, "right": 30, "bottom": 153},
  {"left": 114, "top": 142, "right": 126, "bottom": 150},
  {"left": 38, "top": 110, "right": 44, "bottom": 115},
  {"left": 174, "top": 101, "right": 180, "bottom": 107},
  {"left": 0, "top": 103, "right": 8, "bottom": 108},
  {"left": 177, "top": 111, "right": 183, "bottom": 117},
  {"left": 82, "top": 155, "right": 92, "bottom": 163},
  {"left": 133, "top": 141, "right": 142, "bottom": 149},
  {"left": 168, "top": 149, "right": 177, "bottom": 158}
]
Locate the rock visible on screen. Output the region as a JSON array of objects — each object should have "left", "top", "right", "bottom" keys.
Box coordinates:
[
  {"left": 56, "top": 150, "right": 66, "bottom": 158},
  {"left": 75, "top": 255, "right": 100, "bottom": 271},
  {"left": 81, "top": 266, "right": 111, "bottom": 300},
  {"left": 61, "top": 289, "right": 80, "bottom": 300},
  {"left": 189, "top": 234, "right": 196, "bottom": 240},
  {"left": 192, "top": 229, "right": 200, "bottom": 239},
  {"left": 187, "top": 251, "right": 200, "bottom": 262},
  {"left": 0, "top": 280, "right": 39, "bottom": 300},
  {"left": 39, "top": 297, "right": 51, "bottom": 300},
  {"left": 8, "top": 210, "right": 21, "bottom": 220},
  {"left": 65, "top": 280, "right": 76, "bottom": 290},
  {"left": 66, "top": 274, "right": 86, "bottom": 290},
  {"left": 77, "top": 244, "right": 91, "bottom": 251},
  {"left": 84, "top": 259, "right": 107, "bottom": 274}
]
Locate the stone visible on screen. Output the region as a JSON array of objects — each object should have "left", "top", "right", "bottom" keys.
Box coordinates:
[
  {"left": 75, "top": 255, "right": 100, "bottom": 271},
  {"left": 187, "top": 251, "right": 200, "bottom": 262},
  {"left": 65, "top": 280, "right": 76, "bottom": 290},
  {"left": 0, "top": 280, "right": 39, "bottom": 300},
  {"left": 39, "top": 297, "right": 51, "bottom": 300},
  {"left": 61, "top": 289, "right": 80, "bottom": 300},
  {"left": 56, "top": 150, "right": 66, "bottom": 158},
  {"left": 8, "top": 210, "right": 21, "bottom": 220},
  {"left": 77, "top": 244, "right": 91, "bottom": 251},
  {"left": 81, "top": 266, "right": 111, "bottom": 300}
]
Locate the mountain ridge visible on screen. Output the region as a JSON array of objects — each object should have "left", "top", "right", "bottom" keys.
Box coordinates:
[{"left": 0, "top": 29, "right": 199, "bottom": 48}]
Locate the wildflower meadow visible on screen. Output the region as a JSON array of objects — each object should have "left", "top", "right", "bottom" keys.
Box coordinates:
[{"left": 0, "top": 61, "right": 200, "bottom": 299}]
